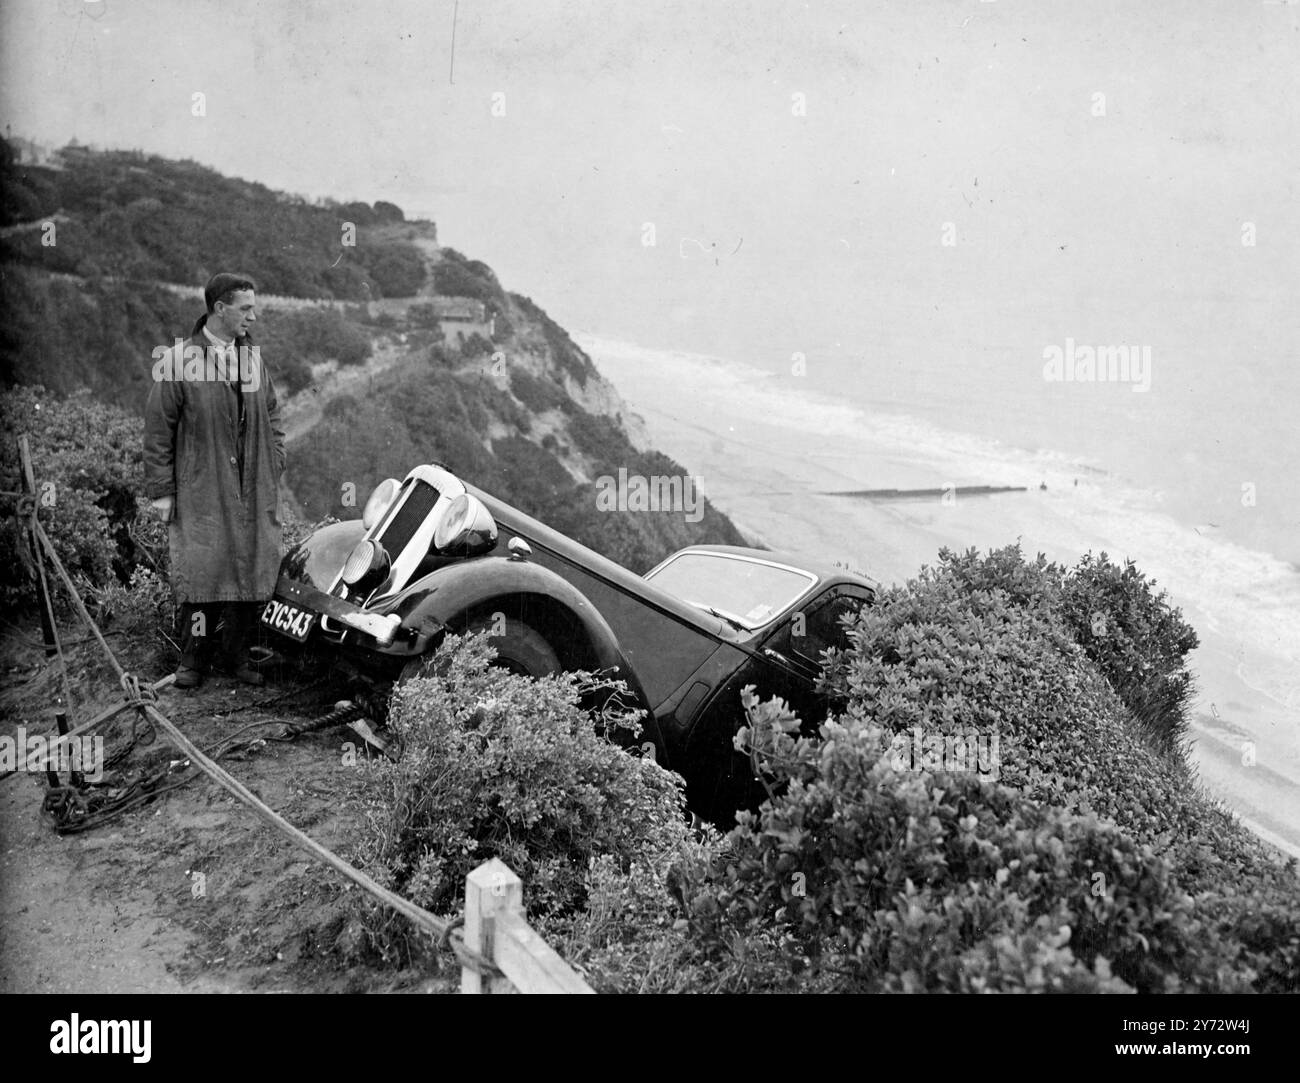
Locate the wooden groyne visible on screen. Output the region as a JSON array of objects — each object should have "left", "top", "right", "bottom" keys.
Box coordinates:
[{"left": 818, "top": 485, "right": 1029, "bottom": 500}]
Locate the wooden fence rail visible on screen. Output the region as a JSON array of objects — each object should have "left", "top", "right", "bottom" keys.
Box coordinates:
[{"left": 462, "top": 858, "right": 594, "bottom": 994}]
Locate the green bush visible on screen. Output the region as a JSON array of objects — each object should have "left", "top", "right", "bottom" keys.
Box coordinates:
[
  {"left": 258, "top": 307, "right": 371, "bottom": 369},
  {"left": 365, "top": 243, "right": 425, "bottom": 298},
  {"left": 686, "top": 693, "right": 1242, "bottom": 992},
  {"left": 433, "top": 253, "right": 505, "bottom": 308},
  {"left": 350, "top": 633, "right": 687, "bottom": 966},
  {"left": 508, "top": 367, "right": 568, "bottom": 415},
  {"left": 1060, "top": 552, "right": 1199, "bottom": 760},
  {"left": 0, "top": 386, "right": 153, "bottom": 608}
]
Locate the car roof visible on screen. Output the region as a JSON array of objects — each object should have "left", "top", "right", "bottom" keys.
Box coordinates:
[{"left": 653, "top": 544, "right": 880, "bottom": 595}]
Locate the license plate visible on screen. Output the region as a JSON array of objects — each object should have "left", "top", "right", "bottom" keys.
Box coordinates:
[{"left": 261, "top": 598, "right": 317, "bottom": 642}]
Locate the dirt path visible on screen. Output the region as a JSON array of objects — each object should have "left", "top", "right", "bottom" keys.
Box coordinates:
[{"left": 0, "top": 630, "right": 449, "bottom": 994}]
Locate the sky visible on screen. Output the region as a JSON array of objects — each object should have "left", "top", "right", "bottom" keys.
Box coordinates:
[{"left": 5, "top": 0, "right": 1297, "bottom": 362}]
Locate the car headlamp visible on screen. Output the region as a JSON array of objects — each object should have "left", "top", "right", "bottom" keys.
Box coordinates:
[
  {"left": 341, "top": 539, "right": 391, "bottom": 587},
  {"left": 433, "top": 493, "right": 497, "bottom": 554},
  {"left": 362, "top": 478, "right": 401, "bottom": 529}
]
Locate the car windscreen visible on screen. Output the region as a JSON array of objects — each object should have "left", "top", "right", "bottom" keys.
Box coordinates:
[{"left": 645, "top": 553, "right": 817, "bottom": 628}]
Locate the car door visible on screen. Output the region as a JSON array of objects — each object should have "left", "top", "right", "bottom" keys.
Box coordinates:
[{"left": 684, "top": 585, "right": 874, "bottom": 824}]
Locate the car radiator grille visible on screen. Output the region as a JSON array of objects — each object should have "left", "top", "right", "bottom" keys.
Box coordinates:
[{"left": 375, "top": 479, "right": 440, "bottom": 559}]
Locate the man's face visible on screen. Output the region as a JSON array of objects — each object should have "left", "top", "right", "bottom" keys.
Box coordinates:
[{"left": 212, "top": 289, "right": 257, "bottom": 339}]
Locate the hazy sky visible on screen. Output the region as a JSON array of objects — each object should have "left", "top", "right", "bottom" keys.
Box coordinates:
[{"left": 3, "top": 0, "right": 1298, "bottom": 368}]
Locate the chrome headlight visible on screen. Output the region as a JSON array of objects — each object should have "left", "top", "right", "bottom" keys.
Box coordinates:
[
  {"left": 341, "top": 539, "right": 391, "bottom": 587},
  {"left": 434, "top": 493, "right": 497, "bottom": 554},
  {"left": 362, "top": 478, "right": 401, "bottom": 529}
]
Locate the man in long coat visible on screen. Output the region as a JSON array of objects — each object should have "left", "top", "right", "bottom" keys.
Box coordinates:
[{"left": 144, "top": 273, "right": 286, "bottom": 688}]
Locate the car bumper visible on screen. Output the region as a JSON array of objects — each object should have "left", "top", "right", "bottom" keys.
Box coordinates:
[{"left": 268, "top": 575, "right": 404, "bottom": 647}]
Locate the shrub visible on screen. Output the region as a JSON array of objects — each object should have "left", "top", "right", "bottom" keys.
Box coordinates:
[
  {"left": 459, "top": 331, "right": 494, "bottom": 360},
  {"left": 432, "top": 257, "right": 504, "bottom": 308},
  {"left": 1060, "top": 552, "right": 1199, "bottom": 760},
  {"left": 350, "top": 633, "right": 687, "bottom": 966},
  {"left": 687, "top": 687, "right": 1254, "bottom": 992},
  {"left": 509, "top": 367, "right": 568, "bottom": 415},
  {"left": 258, "top": 307, "right": 372, "bottom": 369},
  {"left": 364, "top": 242, "right": 425, "bottom": 298},
  {"left": 84, "top": 564, "right": 174, "bottom": 667},
  {"left": 0, "top": 386, "right": 149, "bottom": 608}
]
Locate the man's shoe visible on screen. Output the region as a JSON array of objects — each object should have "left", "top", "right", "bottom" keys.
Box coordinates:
[{"left": 174, "top": 665, "right": 203, "bottom": 689}]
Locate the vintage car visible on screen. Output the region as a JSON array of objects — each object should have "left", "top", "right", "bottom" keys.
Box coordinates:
[{"left": 264, "top": 463, "right": 877, "bottom": 823}]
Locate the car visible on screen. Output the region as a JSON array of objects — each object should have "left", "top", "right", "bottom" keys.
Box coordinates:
[{"left": 264, "top": 463, "right": 878, "bottom": 823}]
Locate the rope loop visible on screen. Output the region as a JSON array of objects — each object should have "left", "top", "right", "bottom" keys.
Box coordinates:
[{"left": 119, "top": 671, "right": 157, "bottom": 705}]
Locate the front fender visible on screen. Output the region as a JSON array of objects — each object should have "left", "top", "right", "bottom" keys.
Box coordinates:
[
  {"left": 387, "top": 557, "right": 614, "bottom": 663},
  {"left": 280, "top": 519, "right": 366, "bottom": 590},
  {"left": 385, "top": 557, "right": 654, "bottom": 720}
]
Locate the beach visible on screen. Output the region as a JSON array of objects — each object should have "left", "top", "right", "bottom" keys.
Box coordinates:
[{"left": 579, "top": 331, "right": 1300, "bottom": 860}]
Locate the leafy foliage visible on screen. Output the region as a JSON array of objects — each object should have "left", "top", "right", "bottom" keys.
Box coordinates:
[
  {"left": 351, "top": 633, "right": 687, "bottom": 965},
  {"left": 1060, "top": 552, "right": 1199, "bottom": 759},
  {"left": 0, "top": 386, "right": 156, "bottom": 608},
  {"left": 662, "top": 545, "right": 1300, "bottom": 993}
]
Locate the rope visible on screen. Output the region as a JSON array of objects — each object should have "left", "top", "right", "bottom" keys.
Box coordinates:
[
  {"left": 30, "top": 500, "right": 76, "bottom": 718},
  {"left": 24, "top": 516, "right": 503, "bottom": 979}
]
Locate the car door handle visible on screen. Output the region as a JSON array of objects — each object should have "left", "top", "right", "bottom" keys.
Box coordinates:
[{"left": 762, "top": 647, "right": 792, "bottom": 665}]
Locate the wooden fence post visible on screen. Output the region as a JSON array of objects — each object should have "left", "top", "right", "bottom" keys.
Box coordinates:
[
  {"left": 462, "top": 858, "right": 520, "bottom": 994},
  {"left": 461, "top": 858, "right": 595, "bottom": 994}
]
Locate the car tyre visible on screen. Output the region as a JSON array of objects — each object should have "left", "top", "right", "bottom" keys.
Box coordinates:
[
  {"left": 465, "top": 615, "right": 561, "bottom": 678},
  {"left": 399, "top": 615, "right": 561, "bottom": 684}
]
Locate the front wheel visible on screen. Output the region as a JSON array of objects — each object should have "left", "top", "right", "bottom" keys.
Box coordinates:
[
  {"left": 399, "top": 615, "right": 561, "bottom": 684},
  {"left": 465, "top": 615, "right": 561, "bottom": 677}
]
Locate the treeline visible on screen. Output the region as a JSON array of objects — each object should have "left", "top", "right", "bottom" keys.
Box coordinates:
[{"left": 0, "top": 140, "right": 426, "bottom": 299}]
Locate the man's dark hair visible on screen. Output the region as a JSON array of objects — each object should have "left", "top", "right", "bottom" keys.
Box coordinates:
[{"left": 204, "top": 273, "right": 257, "bottom": 313}]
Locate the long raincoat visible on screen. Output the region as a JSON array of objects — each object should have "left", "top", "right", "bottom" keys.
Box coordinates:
[{"left": 143, "top": 315, "right": 286, "bottom": 604}]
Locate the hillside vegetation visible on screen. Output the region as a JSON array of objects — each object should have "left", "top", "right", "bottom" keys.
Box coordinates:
[{"left": 0, "top": 140, "right": 745, "bottom": 580}]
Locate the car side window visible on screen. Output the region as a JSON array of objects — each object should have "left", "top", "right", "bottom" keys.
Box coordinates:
[{"left": 787, "top": 589, "right": 872, "bottom": 665}]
